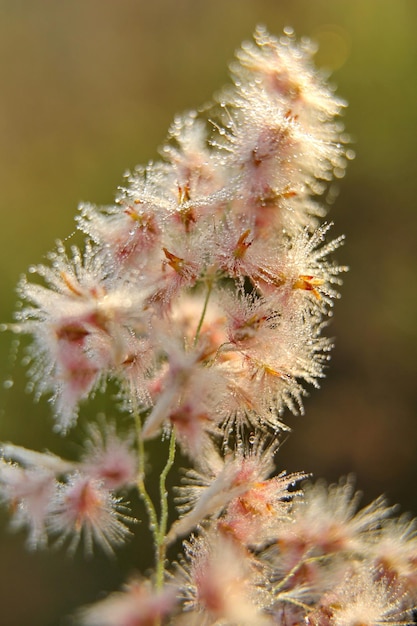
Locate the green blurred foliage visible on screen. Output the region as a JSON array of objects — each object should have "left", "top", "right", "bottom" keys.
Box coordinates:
[{"left": 0, "top": 1, "right": 416, "bottom": 624}]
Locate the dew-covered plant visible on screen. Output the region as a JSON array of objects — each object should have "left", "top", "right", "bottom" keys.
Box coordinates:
[{"left": 1, "top": 27, "right": 417, "bottom": 625}]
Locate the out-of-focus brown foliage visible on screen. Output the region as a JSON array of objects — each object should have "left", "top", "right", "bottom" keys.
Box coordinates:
[{"left": 0, "top": 2, "right": 416, "bottom": 624}]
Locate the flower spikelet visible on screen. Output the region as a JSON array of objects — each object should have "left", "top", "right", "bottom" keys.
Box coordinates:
[
  {"left": 175, "top": 530, "right": 270, "bottom": 625},
  {"left": 48, "top": 473, "right": 134, "bottom": 555}
]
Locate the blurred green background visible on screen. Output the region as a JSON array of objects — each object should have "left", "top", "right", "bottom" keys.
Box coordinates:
[{"left": 0, "top": 1, "right": 416, "bottom": 624}]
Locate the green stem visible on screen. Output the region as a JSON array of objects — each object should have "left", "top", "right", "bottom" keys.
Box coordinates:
[
  {"left": 134, "top": 408, "right": 159, "bottom": 563},
  {"left": 155, "top": 429, "right": 177, "bottom": 590},
  {"left": 134, "top": 406, "right": 176, "bottom": 591}
]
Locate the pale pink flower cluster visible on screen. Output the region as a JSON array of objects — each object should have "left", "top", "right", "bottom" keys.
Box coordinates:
[
  {"left": 13, "top": 25, "right": 347, "bottom": 440},
  {"left": 0, "top": 424, "right": 136, "bottom": 554},
  {"left": 2, "top": 27, "right": 417, "bottom": 624}
]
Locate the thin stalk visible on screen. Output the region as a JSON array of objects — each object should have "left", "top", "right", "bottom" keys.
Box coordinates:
[
  {"left": 155, "top": 429, "right": 177, "bottom": 590},
  {"left": 134, "top": 405, "right": 176, "bottom": 591},
  {"left": 133, "top": 407, "right": 159, "bottom": 559},
  {"left": 193, "top": 277, "right": 213, "bottom": 347}
]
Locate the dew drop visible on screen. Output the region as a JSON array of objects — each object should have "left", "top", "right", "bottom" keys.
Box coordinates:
[
  {"left": 334, "top": 167, "right": 346, "bottom": 178},
  {"left": 222, "top": 440, "right": 230, "bottom": 453},
  {"left": 28, "top": 265, "right": 37, "bottom": 274},
  {"left": 3, "top": 379, "right": 14, "bottom": 389},
  {"left": 248, "top": 432, "right": 256, "bottom": 445}
]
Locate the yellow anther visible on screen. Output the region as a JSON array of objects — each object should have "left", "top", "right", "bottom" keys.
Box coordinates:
[{"left": 293, "top": 274, "right": 324, "bottom": 300}]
